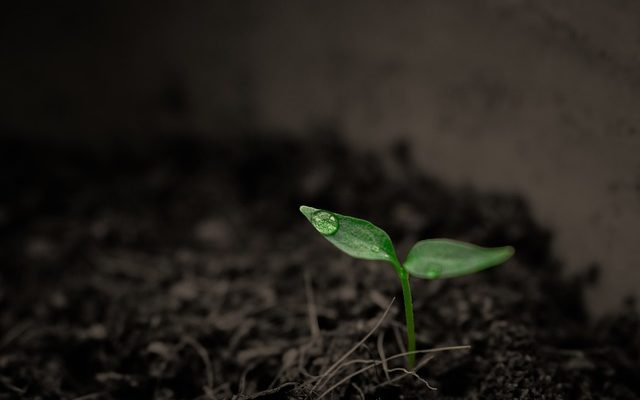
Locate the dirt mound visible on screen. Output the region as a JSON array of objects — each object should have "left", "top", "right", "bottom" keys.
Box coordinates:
[{"left": 0, "top": 134, "right": 638, "bottom": 399}]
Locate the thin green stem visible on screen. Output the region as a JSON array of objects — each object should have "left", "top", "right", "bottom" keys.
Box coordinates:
[{"left": 392, "top": 261, "right": 416, "bottom": 368}]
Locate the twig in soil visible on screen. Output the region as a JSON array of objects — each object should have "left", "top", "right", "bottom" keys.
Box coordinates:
[
  {"left": 268, "top": 335, "right": 322, "bottom": 390},
  {"left": 414, "top": 352, "right": 435, "bottom": 370},
  {"left": 0, "top": 376, "right": 27, "bottom": 395},
  {"left": 392, "top": 323, "right": 406, "bottom": 355},
  {"left": 351, "top": 382, "right": 365, "bottom": 400},
  {"left": 210, "top": 382, "right": 232, "bottom": 399},
  {"left": 310, "top": 298, "right": 395, "bottom": 393},
  {"left": 373, "top": 354, "right": 435, "bottom": 389},
  {"left": 236, "top": 362, "right": 260, "bottom": 398},
  {"left": 315, "top": 346, "right": 439, "bottom": 384},
  {"left": 314, "top": 347, "right": 471, "bottom": 398},
  {"left": 304, "top": 271, "right": 320, "bottom": 339},
  {"left": 228, "top": 319, "right": 255, "bottom": 351},
  {"left": 376, "top": 331, "right": 391, "bottom": 382},
  {"left": 317, "top": 363, "right": 380, "bottom": 400},
  {"left": 317, "top": 358, "right": 377, "bottom": 376},
  {"left": 318, "top": 347, "right": 465, "bottom": 387},
  {"left": 311, "top": 345, "right": 471, "bottom": 400},
  {"left": 0, "top": 320, "right": 31, "bottom": 350},
  {"left": 181, "top": 336, "right": 215, "bottom": 392},
  {"left": 237, "top": 382, "right": 297, "bottom": 399},
  {"left": 386, "top": 367, "right": 436, "bottom": 390},
  {"left": 70, "top": 393, "right": 105, "bottom": 400},
  {"left": 297, "top": 339, "right": 319, "bottom": 379}
]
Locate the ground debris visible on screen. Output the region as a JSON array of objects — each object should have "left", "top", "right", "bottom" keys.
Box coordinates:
[{"left": 0, "top": 136, "right": 638, "bottom": 399}]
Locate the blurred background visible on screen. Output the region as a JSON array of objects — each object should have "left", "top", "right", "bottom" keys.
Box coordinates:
[{"left": 2, "top": 0, "right": 639, "bottom": 314}]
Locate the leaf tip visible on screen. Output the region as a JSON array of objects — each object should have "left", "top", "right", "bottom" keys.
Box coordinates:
[
  {"left": 504, "top": 245, "right": 516, "bottom": 258},
  {"left": 299, "top": 205, "right": 317, "bottom": 219}
]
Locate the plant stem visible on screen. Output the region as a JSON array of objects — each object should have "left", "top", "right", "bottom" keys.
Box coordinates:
[{"left": 394, "top": 264, "right": 416, "bottom": 368}]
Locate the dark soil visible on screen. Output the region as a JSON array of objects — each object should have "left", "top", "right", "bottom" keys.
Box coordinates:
[{"left": 0, "top": 133, "right": 638, "bottom": 399}]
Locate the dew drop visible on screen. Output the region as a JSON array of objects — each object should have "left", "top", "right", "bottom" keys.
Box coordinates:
[
  {"left": 425, "top": 264, "right": 442, "bottom": 279},
  {"left": 310, "top": 210, "right": 339, "bottom": 236},
  {"left": 371, "top": 245, "right": 380, "bottom": 252}
]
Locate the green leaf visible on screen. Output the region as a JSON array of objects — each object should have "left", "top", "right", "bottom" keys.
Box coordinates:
[
  {"left": 299, "top": 205, "right": 400, "bottom": 265},
  {"left": 403, "top": 239, "right": 514, "bottom": 279}
]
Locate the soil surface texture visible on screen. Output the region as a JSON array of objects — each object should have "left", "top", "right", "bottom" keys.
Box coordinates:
[{"left": 0, "top": 134, "right": 638, "bottom": 399}]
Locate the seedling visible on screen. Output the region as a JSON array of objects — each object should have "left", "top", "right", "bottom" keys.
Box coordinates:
[{"left": 299, "top": 205, "right": 514, "bottom": 368}]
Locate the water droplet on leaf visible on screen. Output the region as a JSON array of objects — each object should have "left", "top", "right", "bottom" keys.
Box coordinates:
[
  {"left": 371, "top": 245, "right": 380, "bottom": 252},
  {"left": 425, "top": 264, "right": 442, "bottom": 279},
  {"left": 311, "top": 210, "right": 339, "bottom": 236}
]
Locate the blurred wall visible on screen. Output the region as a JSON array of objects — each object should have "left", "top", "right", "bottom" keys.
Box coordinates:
[{"left": 2, "top": 0, "right": 639, "bottom": 313}]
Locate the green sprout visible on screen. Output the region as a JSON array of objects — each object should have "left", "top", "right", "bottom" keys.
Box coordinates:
[{"left": 299, "top": 205, "right": 514, "bottom": 368}]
